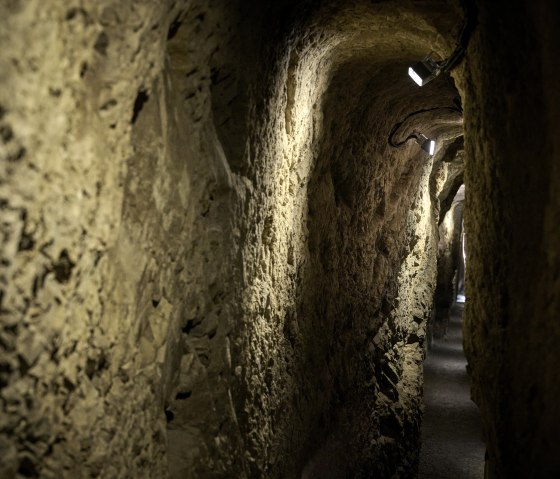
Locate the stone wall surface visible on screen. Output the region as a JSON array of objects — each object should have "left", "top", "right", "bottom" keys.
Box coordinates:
[
  {"left": 432, "top": 181, "right": 464, "bottom": 339},
  {"left": 0, "top": 1, "right": 241, "bottom": 476},
  {"left": 1, "top": 0, "right": 467, "bottom": 478},
  {"left": 458, "top": 0, "right": 560, "bottom": 477}
]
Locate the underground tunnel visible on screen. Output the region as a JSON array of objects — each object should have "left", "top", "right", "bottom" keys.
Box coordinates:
[{"left": 1, "top": 0, "right": 560, "bottom": 478}]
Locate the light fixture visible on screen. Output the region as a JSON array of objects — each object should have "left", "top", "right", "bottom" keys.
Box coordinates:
[
  {"left": 415, "top": 133, "right": 436, "bottom": 156},
  {"left": 408, "top": 55, "right": 442, "bottom": 87},
  {"left": 408, "top": 2, "right": 477, "bottom": 86},
  {"left": 388, "top": 127, "right": 436, "bottom": 156},
  {"left": 387, "top": 107, "right": 460, "bottom": 156},
  {"left": 388, "top": 112, "right": 439, "bottom": 156}
]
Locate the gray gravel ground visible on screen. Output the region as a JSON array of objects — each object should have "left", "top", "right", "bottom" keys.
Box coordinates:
[{"left": 418, "top": 304, "right": 486, "bottom": 479}]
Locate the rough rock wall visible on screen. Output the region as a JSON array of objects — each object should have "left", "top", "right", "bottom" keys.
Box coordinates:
[
  {"left": 0, "top": 1, "right": 244, "bottom": 476},
  {"left": 458, "top": 0, "right": 560, "bottom": 477},
  {"left": 432, "top": 182, "right": 464, "bottom": 339},
  {"left": 2, "top": 0, "right": 465, "bottom": 477},
  {"left": 228, "top": 2, "right": 464, "bottom": 476}
]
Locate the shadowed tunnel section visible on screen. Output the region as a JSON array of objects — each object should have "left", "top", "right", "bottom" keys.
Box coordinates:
[
  {"left": 295, "top": 56, "right": 463, "bottom": 478},
  {"left": 419, "top": 304, "right": 485, "bottom": 478},
  {"left": 2, "top": 0, "right": 560, "bottom": 478}
]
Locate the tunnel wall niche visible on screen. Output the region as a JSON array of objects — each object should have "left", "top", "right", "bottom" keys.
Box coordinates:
[
  {"left": 457, "top": 0, "right": 560, "bottom": 477},
  {"left": 1, "top": 0, "right": 464, "bottom": 477}
]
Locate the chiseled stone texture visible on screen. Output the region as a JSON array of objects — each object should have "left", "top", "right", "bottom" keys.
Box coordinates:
[
  {"left": 1, "top": 0, "right": 464, "bottom": 477},
  {"left": 458, "top": 0, "right": 560, "bottom": 477},
  {"left": 225, "top": 2, "right": 463, "bottom": 477},
  {"left": 0, "top": 1, "right": 237, "bottom": 476},
  {"left": 432, "top": 178, "right": 464, "bottom": 340}
]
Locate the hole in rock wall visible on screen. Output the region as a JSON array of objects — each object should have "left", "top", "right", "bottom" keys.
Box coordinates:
[{"left": 131, "top": 89, "right": 150, "bottom": 124}]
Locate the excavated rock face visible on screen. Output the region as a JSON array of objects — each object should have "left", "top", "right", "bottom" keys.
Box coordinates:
[
  {"left": 458, "top": 0, "right": 560, "bottom": 477},
  {"left": 432, "top": 180, "right": 464, "bottom": 339},
  {"left": 1, "top": 0, "right": 465, "bottom": 477}
]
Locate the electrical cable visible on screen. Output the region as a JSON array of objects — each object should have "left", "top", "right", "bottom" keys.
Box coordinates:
[
  {"left": 388, "top": 106, "right": 462, "bottom": 149},
  {"left": 440, "top": 0, "right": 478, "bottom": 73}
]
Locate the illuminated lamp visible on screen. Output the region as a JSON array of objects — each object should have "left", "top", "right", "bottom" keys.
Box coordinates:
[
  {"left": 415, "top": 133, "right": 436, "bottom": 156},
  {"left": 408, "top": 56, "right": 441, "bottom": 86}
]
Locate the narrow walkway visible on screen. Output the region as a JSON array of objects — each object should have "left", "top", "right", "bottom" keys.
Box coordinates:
[{"left": 418, "top": 304, "right": 485, "bottom": 478}]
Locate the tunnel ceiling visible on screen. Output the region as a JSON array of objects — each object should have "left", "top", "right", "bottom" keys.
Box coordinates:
[{"left": 211, "top": 0, "right": 466, "bottom": 173}]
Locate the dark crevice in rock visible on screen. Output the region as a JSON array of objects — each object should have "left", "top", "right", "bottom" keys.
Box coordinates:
[
  {"left": 94, "top": 31, "right": 109, "bottom": 55},
  {"left": 131, "top": 89, "right": 149, "bottom": 124},
  {"left": 53, "top": 250, "right": 75, "bottom": 284}
]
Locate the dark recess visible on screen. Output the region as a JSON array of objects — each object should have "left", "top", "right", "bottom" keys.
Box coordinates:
[{"left": 131, "top": 90, "right": 149, "bottom": 124}]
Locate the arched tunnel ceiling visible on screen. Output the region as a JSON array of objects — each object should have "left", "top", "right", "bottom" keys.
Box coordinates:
[{"left": 206, "top": 0, "right": 466, "bottom": 177}]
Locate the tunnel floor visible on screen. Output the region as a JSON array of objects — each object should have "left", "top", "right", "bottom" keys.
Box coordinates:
[{"left": 418, "top": 304, "right": 485, "bottom": 478}]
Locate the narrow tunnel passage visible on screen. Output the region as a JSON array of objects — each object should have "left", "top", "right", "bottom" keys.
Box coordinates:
[
  {"left": 419, "top": 303, "right": 485, "bottom": 478},
  {"left": 2, "top": 0, "right": 560, "bottom": 478}
]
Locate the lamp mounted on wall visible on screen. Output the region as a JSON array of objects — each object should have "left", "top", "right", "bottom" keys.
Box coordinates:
[
  {"left": 387, "top": 106, "right": 463, "bottom": 157},
  {"left": 388, "top": 130, "right": 436, "bottom": 156},
  {"left": 415, "top": 132, "right": 436, "bottom": 155},
  {"left": 408, "top": 55, "right": 442, "bottom": 87},
  {"left": 388, "top": 124, "right": 436, "bottom": 156},
  {"left": 408, "top": 0, "right": 478, "bottom": 86}
]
